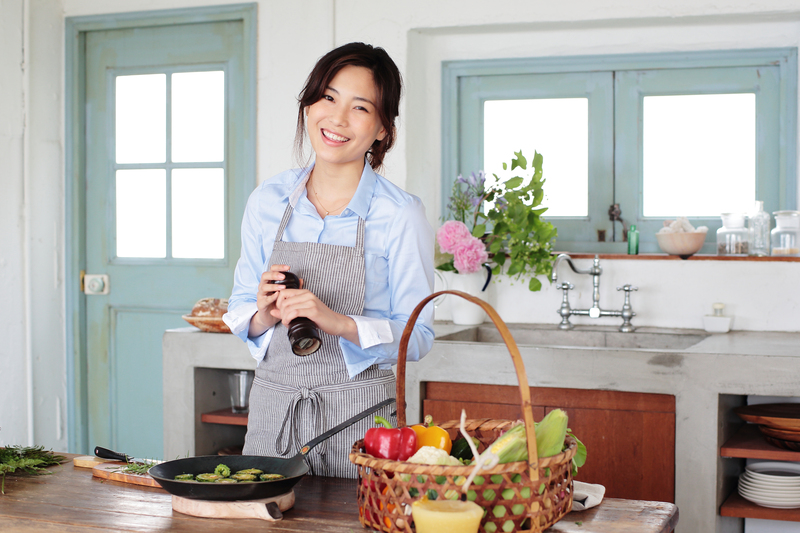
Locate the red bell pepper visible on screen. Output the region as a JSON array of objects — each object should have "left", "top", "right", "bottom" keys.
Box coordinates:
[{"left": 364, "top": 415, "right": 417, "bottom": 461}]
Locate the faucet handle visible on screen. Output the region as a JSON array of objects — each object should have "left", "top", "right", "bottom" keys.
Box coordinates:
[
  {"left": 557, "top": 282, "right": 574, "bottom": 291},
  {"left": 617, "top": 284, "right": 638, "bottom": 292}
]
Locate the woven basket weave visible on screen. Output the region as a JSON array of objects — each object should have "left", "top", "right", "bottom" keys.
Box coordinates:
[{"left": 349, "top": 290, "right": 576, "bottom": 533}]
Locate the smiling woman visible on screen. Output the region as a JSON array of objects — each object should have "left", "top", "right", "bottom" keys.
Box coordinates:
[{"left": 223, "top": 43, "right": 435, "bottom": 479}]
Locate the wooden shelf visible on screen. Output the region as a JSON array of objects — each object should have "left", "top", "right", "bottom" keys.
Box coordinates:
[
  {"left": 557, "top": 252, "right": 800, "bottom": 262},
  {"left": 200, "top": 408, "right": 249, "bottom": 426},
  {"left": 720, "top": 424, "right": 800, "bottom": 461},
  {"left": 720, "top": 492, "right": 800, "bottom": 522},
  {"left": 719, "top": 423, "right": 800, "bottom": 523}
]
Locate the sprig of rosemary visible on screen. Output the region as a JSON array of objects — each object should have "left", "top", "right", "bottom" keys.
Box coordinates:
[
  {"left": 0, "top": 445, "right": 66, "bottom": 494},
  {"left": 116, "top": 462, "right": 154, "bottom": 475}
]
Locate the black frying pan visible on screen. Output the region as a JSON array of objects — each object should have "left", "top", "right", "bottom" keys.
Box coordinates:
[{"left": 148, "top": 397, "right": 395, "bottom": 500}]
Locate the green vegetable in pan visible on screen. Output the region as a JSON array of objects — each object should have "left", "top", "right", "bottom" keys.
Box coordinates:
[
  {"left": 214, "top": 464, "right": 231, "bottom": 477},
  {"left": 196, "top": 473, "right": 222, "bottom": 482},
  {"left": 176, "top": 463, "right": 285, "bottom": 483}
]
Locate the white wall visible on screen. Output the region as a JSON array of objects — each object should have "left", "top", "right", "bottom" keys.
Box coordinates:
[
  {"left": 2, "top": 0, "right": 799, "bottom": 463},
  {"left": 0, "top": 0, "right": 30, "bottom": 447}
]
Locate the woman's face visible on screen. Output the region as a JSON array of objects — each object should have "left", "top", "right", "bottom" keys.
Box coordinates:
[{"left": 305, "top": 65, "right": 387, "bottom": 172}]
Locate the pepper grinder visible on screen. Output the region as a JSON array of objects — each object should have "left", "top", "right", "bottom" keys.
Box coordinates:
[{"left": 268, "top": 272, "right": 322, "bottom": 356}]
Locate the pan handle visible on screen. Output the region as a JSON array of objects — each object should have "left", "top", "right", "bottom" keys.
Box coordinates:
[{"left": 298, "top": 397, "right": 396, "bottom": 457}]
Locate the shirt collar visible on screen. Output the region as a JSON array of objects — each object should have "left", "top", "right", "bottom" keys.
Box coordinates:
[{"left": 287, "top": 159, "right": 376, "bottom": 219}]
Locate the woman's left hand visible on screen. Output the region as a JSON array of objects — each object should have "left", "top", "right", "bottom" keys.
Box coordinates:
[{"left": 271, "top": 289, "right": 360, "bottom": 345}]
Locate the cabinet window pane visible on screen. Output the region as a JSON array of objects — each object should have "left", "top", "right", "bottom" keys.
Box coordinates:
[
  {"left": 643, "top": 93, "right": 756, "bottom": 217},
  {"left": 115, "top": 74, "right": 166, "bottom": 164},
  {"left": 172, "top": 71, "right": 225, "bottom": 163},
  {"left": 484, "top": 98, "right": 588, "bottom": 217},
  {"left": 171, "top": 169, "right": 225, "bottom": 259},
  {"left": 116, "top": 169, "right": 166, "bottom": 258}
]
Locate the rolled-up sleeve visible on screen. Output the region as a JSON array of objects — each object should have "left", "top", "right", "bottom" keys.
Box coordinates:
[
  {"left": 339, "top": 197, "right": 435, "bottom": 377},
  {"left": 224, "top": 187, "right": 276, "bottom": 362}
]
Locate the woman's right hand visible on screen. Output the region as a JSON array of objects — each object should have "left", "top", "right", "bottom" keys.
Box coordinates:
[{"left": 248, "top": 264, "right": 292, "bottom": 337}]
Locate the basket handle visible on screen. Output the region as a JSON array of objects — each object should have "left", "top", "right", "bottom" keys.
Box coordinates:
[{"left": 396, "top": 289, "right": 540, "bottom": 481}]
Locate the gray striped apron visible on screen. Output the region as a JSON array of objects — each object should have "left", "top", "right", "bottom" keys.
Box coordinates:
[{"left": 242, "top": 203, "right": 395, "bottom": 478}]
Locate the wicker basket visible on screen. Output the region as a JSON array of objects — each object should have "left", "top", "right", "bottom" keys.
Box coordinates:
[{"left": 349, "top": 290, "right": 577, "bottom": 533}]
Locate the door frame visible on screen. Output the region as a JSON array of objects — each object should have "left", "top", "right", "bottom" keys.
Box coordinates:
[{"left": 65, "top": 3, "right": 257, "bottom": 454}]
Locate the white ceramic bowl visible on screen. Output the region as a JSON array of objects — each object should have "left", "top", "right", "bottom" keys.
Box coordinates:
[{"left": 655, "top": 231, "right": 707, "bottom": 258}]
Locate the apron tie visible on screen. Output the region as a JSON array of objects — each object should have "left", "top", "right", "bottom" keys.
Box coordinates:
[
  {"left": 274, "top": 386, "right": 328, "bottom": 460},
  {"left": 255, "top": 374, "right": 396, "bottom": 463}
]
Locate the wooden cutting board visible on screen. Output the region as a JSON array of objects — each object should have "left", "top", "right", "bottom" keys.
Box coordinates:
[
  {"left": 92, "top": 461, "right": 164, "bottom": 489},
  {"left": 735, "top": 403, "right": 800, "bottom": 430},
  {"left": 73, "top": 455, "right": 116, "bottom": 468},
  {"left": 172, "top": 490, "right": 295, "bottom": 521}
]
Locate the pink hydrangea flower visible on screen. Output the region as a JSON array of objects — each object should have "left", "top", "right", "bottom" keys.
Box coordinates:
[
  {"left": 453, "top": 236, "right": 489, "bottom": 274},
  {"left": 436, "top": 220, "right": 473, "bottom": 254}
]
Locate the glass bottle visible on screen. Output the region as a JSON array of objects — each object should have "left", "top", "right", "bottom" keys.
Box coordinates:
[
  {"left": 717, "top": 213, "right": 748, "bottom": 256},
  {"left": 627, "top": 224, "right": 639, "bottom": 255},
  {"left": 771, "top": 211, "right": 800, "bottom": 257},
  {"left": 747, "top": 201, "right": 770, "bottom": 257}
]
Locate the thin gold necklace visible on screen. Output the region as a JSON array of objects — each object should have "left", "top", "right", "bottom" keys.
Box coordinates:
[{"left": 311, "top": 182, "right": 349, "bottom": 216}]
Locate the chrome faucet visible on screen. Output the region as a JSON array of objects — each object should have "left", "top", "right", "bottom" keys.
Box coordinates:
[{"left": 552, "top": 254, "right": 637, "bottom": 332}]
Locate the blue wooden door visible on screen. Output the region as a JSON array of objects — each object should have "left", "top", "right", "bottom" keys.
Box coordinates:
[{"left": 84, "top": 20, "right": 251, "bottom": 459}]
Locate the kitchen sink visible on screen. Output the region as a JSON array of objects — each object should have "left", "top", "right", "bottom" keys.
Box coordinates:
[{"left": 436, "top": 324, "right": 709, "bottom": 351}]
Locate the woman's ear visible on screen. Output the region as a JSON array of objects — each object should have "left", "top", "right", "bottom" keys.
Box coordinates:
[{"left": 376, "top": 126, "right": 387, "bottom": 142}]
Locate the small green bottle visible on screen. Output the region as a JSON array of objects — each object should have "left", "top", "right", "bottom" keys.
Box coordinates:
[{"left": 627, "top": 224, "right": 639, "bottom": 255}]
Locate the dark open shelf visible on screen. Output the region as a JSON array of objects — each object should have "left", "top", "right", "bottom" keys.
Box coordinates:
[{"left": 200, "top": 408, "right": 249, "bottom": 426}]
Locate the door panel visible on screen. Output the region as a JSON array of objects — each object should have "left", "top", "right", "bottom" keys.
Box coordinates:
[{"left": 84, "top": 21, "right": 249, "bottom": 458}]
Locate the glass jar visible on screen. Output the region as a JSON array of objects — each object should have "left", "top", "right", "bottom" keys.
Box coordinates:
[
  {"left": 771, "top": 210, "right": 800, "bottom": 257},
  {"left": 748, "top": 201, "right": 770, "bottom": 257},
  {"left": 717, "top": 213, "right": 748, "bottom": 256}
]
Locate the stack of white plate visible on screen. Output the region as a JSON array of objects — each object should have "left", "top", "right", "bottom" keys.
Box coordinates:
[{"left": 738, "top": 462, "right": 800, "bottom": 509}]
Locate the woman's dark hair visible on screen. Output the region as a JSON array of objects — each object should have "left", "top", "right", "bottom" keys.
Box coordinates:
[{"left": 295, "top": 42, "right": 402, "bottom": 171}]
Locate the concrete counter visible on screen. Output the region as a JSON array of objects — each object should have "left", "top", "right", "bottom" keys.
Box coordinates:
[{"left": 163, "top": 323, "right": 800, "bottom": 532}]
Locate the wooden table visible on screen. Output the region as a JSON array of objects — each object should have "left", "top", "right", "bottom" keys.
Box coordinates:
[{"left": 0, "top": 454, "right": 677, "bottom": 532}]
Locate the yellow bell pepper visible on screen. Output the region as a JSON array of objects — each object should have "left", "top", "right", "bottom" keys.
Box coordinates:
[{"left": 411, "top": 415, "right": 452, "bottom": 454}]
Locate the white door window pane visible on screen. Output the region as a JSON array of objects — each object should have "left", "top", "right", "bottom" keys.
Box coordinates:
[
  {"left": 171, "top": 168, "right": 225, "bottom": 259},
  {"left": 643, "top": 93, "right": 756, "bottom": 217},
  {"left": 116, "top": 169, "right": 166, "bottom": 258},
  {"left": 115, "top": 74, "right": 166, "bottom": 164},
  {"left": 484, "top": 98, "right": 588, "bottom": 217},
  {"left": 172, "top": 71, "right": 225, "bottom": 163}
]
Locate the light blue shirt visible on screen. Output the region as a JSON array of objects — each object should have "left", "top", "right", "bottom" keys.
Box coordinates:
[{"left": 224, "top": 163, "right": 435, "bottom": 378}]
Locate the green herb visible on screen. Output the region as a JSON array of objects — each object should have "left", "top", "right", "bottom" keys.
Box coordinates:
[
  {"left": 575, "top": 521, "right": 583, "bottom": 526},
  {"left": 0, "top": 445, "right": 66, "bottom": 494},
  {"left": 115, "top": 461, "right": 156, "bottom": 475}
]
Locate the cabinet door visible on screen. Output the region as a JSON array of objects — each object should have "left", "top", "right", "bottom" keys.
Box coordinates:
[{"left": 423, "top": 383, "right": 675, "bottom": 503}]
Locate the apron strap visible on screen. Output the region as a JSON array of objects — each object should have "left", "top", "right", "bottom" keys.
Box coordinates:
[
  {"left": 274, "top": 204, "right": 294, "bottom": 243},
  {"left": 274, "top": 202, "right": 366, "bottom": 250}
]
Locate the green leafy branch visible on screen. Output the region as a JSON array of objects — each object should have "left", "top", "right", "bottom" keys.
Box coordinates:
[
  {"left": 478, "top": 150, "right": 557, "bottom": 291},
  {"left": 0, "top": 445, "right": 66, "bottom": 494}
]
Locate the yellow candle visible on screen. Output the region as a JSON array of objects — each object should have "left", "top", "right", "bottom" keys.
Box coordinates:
[{"left": 411, "top": 499, "right": 484, "bottom": 533}]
